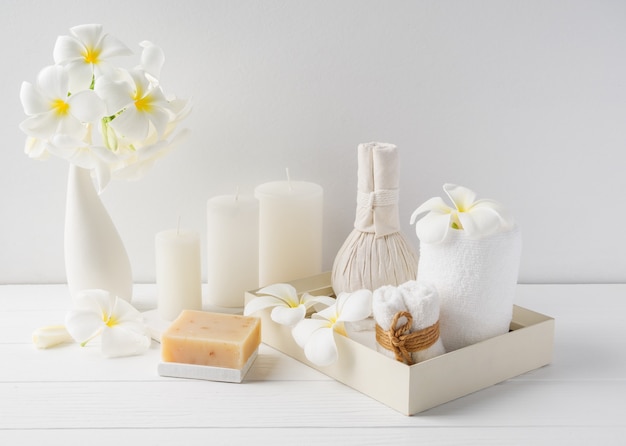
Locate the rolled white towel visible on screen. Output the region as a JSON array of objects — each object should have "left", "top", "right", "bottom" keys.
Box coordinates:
[
  {"left": 372, "top": 285, "right": 407, "bottom": 360},
  {"left": 398, "top": 281, "right": 446, "bottom": 363},
  {"left": 417, "top": 226, "right": 522, "bottom": 351}
]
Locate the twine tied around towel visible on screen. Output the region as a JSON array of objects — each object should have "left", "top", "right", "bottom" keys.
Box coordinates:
[{"left": 375, "top": 311, "right": 441, "bottom": 365}]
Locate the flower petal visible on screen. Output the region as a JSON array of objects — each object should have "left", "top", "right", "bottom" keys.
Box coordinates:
[
  {"left": 20, "top": 113, "right": 60, "bottom": 139},
  {"left": 56, "top": 114, "right": 88, "bottom": 141},
  {"left": 414, "top": 211, "right": 453, "bottom": 244},
  {"left": 256, "top": 283, "right": 298, "bottom": 306},
  {"left": 110, "top": 296, "right": 143, "bottom": 323},
  {"left": 98, "top": 32, "right": 133, "bottom": 59},
  {"left": 303, "top": 327, "right": 338, "bottom": 366},
  {"left": 336, "top": 290, "right": 372, "bottom": 322},
  {"left": 65, "top": 308, "right": 104, "bottom": 343},
  {"left": 140, "top": 41, "right": 165, "bottom": 80},
  {"left": 458, "top": 204, "right": 507, "bottom": 238},
  {"left": 110, "top": 106, "right": 150, "bottom": 140},
  {"left": 101, "top": 324, "right": 151, "bottom": 358},
  {"left": 270, "top": 304, "right": 306, "bottom": 326},
  {"left": 409, "top": 196, "right": 451, "bottom": 225},
  {"left": 20, "top": 82, "right": 48, "bottom": 115},
  {"left": 301, "top": 292, "right": 335, "bottom": 310},
  {"left": 312, "top": 303, "right": 338, "bottom": 322},
  {"left": 243, "top": 295, "right": 285, "bottom": 316},
  {"left": 24, "top": 137, "right": 49, "bottom": 159},
  {"left": 70, "top": 24, "right": 103, "bottom": 50},
  {"left": 473, "top": 199, "right": 514, "bottom": 228},
  {"left": 146, "top": 103, "right": 172, "bottom": 138},
  {"left": 443, "top": 184, "right": 476, "bottom": 212},
  {"left": 64, "top": 59, "right": 96, "bottom": 93},
  {"left": 32, "top": 325, "right": 74, "bottom": 349},
  {"left": 37, "top": 65, "right": 69, "bottom": 99},
  {"left": 68, "top": 90, "right": 105, "bottom": 122},
  {"left": 291, "top": 318, "right": 328, "bottom": 348},
  {"left": 94, "top": 75, "right": 133, "bottom": 114},
  {"left": 53, "top": 35, "right": 85, "bottom": 64}
]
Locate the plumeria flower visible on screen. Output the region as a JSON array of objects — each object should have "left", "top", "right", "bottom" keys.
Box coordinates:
[
  {"left": 95, "top": 41, "right": 177, "bottom": 142},
  {"left": 53, "top": 24, "right": 132, "bottom": 92},
  {"left": 96, "top": 68, "right": 173, "bottom": 141},
  {"left": 244, "top": 283, "right": 335, "bottom": 326},
  {"left": 65, "top": 289, "right": 151, "bottom": 358},
  {"left": 410, "top": 183, "right": 513, "bottom": 244},
  {"left": 20, "top": 25, "right": 190, "bottom": 191},
  {"left": 19, "top": 65, "right": 105, "bottom": 141},
  {"left": 292, "top": 289, "right": 373, "bottom": 367}
]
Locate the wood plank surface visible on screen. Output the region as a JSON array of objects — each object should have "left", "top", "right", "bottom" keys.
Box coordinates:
[{"left": 1, "top": 284, "right": 624, "bottom": 444}]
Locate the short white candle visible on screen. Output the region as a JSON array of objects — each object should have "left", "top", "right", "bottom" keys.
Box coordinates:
[
  {"left": 206, "top": 194, "right": 259, "bottom": 307},
  {"left": 255, "top": 179, "right": 323, "bottom": 286},
  {"left": 155, "top": 229, "right": 202, "bottom": 321}
]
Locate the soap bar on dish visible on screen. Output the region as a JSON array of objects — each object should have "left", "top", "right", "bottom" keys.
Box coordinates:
[{"left": 160, "top": 310, "right": 261, "bottom": 381}]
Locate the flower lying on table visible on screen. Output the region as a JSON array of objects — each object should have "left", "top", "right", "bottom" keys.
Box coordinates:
[
  {"left": 32, "top": 289, "right": 151, "bottom": 358},
  {"left": 292, "top": 290, "right": 372, "bottom": 366},
  {"left": 245, "top": 285, "right": 373, "bottom": 367},
  {"left": 65, "top": 289, "right": 151, "bottom": 357},
  {"left": 410, "top": 183, "right": 513, "bottom": 244},
  {"left": 243, "top": 283, "right": 335, "bottom": 326},
  {"left": 19, "top": 24, "right": 190, "bottom": 192}
]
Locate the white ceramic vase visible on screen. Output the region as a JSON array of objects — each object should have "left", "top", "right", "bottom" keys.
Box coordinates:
[{"left": 64, "top": 164, "right": 133, "bottom": 302}]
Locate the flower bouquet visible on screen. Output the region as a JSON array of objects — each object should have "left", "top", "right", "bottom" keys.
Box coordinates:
[{"left": 19, "top": 24, "right": 190, "bottom": 302}]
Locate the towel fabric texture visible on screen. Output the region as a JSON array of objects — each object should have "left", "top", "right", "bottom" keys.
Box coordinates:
[
  {"left": 372, "top": 281, "right": 445, "bottom": 363},
  {"left": 398, "top": 281, "right": 446, "bottom": 363},
  {"left": 417, "top": 226, "right": 522, "bottom": 351}
]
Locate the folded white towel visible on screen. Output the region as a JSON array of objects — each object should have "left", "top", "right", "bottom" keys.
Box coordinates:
[
  {"left": 417, "top": 226, "right": 522, "bottom": 351},
  {"left": 372, "top": 285, "right": 408, "bottom": 360},
  {"left": 398, "top": 281, "right": 446, "bottom": 363}
]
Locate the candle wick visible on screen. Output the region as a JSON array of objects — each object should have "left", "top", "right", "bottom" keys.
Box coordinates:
[
  {"left": 286, "top": 167, "right": 292, "bottom": 192},
  {"left": 235, "top": 186, "right": 240, "bottom": 202}
]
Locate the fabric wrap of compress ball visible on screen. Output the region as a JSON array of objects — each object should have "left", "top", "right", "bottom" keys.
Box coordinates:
[{"left": 417, "top": 225, "right": 522, "bottom": 352}]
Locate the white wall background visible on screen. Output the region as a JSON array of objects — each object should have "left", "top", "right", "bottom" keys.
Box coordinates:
[{"left": 1, "top": 0, "right": 625, "bottom": 285}]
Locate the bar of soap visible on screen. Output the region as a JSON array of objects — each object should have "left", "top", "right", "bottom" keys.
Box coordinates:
[{"left": 161, "top": 310, "right": 261, "bottom": 369}]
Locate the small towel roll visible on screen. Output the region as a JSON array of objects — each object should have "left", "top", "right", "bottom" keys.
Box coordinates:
[
  {"left": 417, "top": 225, "right": 522, "bottom": 351},
  {"left": 398, "top": 281, "right": 446, "bottom": 363},
  {"left": 372, "top": 285, "right": 407, "bottom": 359}
]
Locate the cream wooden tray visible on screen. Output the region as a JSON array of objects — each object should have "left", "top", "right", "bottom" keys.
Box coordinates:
[{"left": 245, "top": 272, "right": 555, "bottom": 416}]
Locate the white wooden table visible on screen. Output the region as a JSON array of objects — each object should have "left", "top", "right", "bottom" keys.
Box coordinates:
[{"left": 1, "top": 283, "right": 625, "bottom": 445}]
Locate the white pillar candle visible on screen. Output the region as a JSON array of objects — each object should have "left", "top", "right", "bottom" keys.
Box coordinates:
[
  {"left": 206, "top": 194, "right": 259, "bottom": 307},
  {"left": 255, "top": 180, "right": 323, "bottom": 286},
  {"left": 155, "top": 229, "right": 202, "bottom": 321}
]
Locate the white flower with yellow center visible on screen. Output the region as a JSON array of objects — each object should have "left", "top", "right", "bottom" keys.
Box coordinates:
[
  {"left": 53, "top": 24, "right": 132, "bottom": 92},
  {"left": 410, "top": 183, "right": 513, "bottom": 244},
  {"left": 244, "top": 283, "right": 335, "bottom": 326},
  {"left": 19, "top": 65, "right": 104, "bottom": 142},
  {"left": 292, "top": 290, "right": 372, "bottom": 367},
  {"left": 65, "top": 289, "right": 151, "bottom": 358},
  {"left": 20, "top": 25, "right": 190, "bottom": 191},
  {"left": 94, "top": 42, "right": 180, "bottom": 144}
]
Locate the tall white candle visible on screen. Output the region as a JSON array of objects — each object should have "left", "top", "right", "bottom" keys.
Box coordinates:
[
  {"left": 255, "top": 179, "right": 323, "bottom": 286},
  {"left": 206, "top": 194, "right": 259, "bottom": 307},
  {"left": 155, "top": 229, "right": 202, "bottom": 321}
]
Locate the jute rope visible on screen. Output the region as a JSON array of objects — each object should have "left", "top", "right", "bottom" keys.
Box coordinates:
[{"left": 375, "top": 311, "right": 440, "bottom": 365}]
